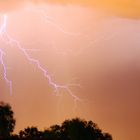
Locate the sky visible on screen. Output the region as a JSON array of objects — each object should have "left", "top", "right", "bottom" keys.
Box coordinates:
[{"left": 0, "top": 1, "right": 140, "bottom": 140}]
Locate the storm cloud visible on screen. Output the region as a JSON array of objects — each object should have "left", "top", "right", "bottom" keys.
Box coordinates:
[{"left": 0, "top": 0, "right": 140, "bottom": 19}]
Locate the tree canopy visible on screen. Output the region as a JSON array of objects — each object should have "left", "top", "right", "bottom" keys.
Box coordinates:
[
  {"left": 0, "top": 102, "right": 15, "bottom": 138},
  {"left": 19, "top": 118, "right": 112, "bottom": 140},
  {"left": 0, "top": 102, "right": 113, "bottom": 140}
]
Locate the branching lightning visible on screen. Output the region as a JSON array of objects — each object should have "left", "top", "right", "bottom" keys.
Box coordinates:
[
  {"left": 38, "top": 8, "right": 119, "bottom": 56},
  {"left": 0, "top": 14, "right": 81, "bottom": 102},
  {"left": 0, "top": 15, "right": 12, "bottom": 94},
  {"left": 0, "top": 49, "right": 12, "bottom": 94}
]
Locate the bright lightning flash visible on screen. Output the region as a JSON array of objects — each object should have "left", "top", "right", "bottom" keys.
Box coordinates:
[{"left": 0, "top": 14, "right": 81, "bottom": 103}]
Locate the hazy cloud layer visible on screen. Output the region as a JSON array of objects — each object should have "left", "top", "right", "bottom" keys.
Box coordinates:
[{"left": 0, "top": 0, "right": 140, "bottom": 19}]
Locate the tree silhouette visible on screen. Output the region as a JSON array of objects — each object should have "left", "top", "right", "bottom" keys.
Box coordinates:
[
  {"left": 40, "top": 118, "right": 113, "bottom": 140},
  {"left": 0, "top": 102, "right": 15, "bottom": 138},
  {"left": 60, "top": 118, "right": 112, "bottom": 140},
  {"left": 103, "top": 133, "right": 113, "bottom": 140},
  {"left": 43, "top": 125, "right": 62, "bottom": 140},
  {"left": 0, "top": 102, "right": 113, "bottom": 140},
  {"left": 19, "top": 126, "right": 42, "bottom": 139}
]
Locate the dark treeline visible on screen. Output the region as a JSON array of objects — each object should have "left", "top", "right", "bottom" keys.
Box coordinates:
[{"left": 0, "top": 102, "right": 112, "bottom": 140}]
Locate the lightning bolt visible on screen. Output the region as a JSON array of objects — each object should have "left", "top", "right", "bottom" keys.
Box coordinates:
[
  {"left": 0, "top": 15, "right": 12, "bottom": 94},
  {"left": 0, "top": 14, "right": 81, "bottom": 102},
  {"left": 24, "top": 6, "right": 93, "bottom": 56},
  {"left": 25, "top": 6, "right": 80, "bottom": 36},
  {"left": 39, "top": 10, "right": 80, "bottom": 36},
  {"left": 38, "top": 8, "right": 119, "bottom": 56},
  {"left": 0, "top": 50, "right": 12, "bottom": 94}
]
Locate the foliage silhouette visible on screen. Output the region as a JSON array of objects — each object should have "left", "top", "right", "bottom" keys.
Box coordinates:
[
  {"left": 18, "top": 118, "right": 112, "bottom": 140},
  {"left": 19, "top": 126, "right": 42, "bottom": 139},
  {"left": 0, "top": 102, "right": 113, "bottom": 140},
  {"left": 60, "top": 118, "right": 112, "bottom": 140},
  {"left": 0, "top": 102, "right": 15, "bottom": 138}
]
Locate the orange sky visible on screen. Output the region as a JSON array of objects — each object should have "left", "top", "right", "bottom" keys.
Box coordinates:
[
  {"left": 0, "top": 0, "right": 140, "bottom": 18},
  {"left": 0, "top": 1, "right": 140, "bottom": 140},
  {"left": 47, "top": 0, "right": 140, "bottom": 18}
]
